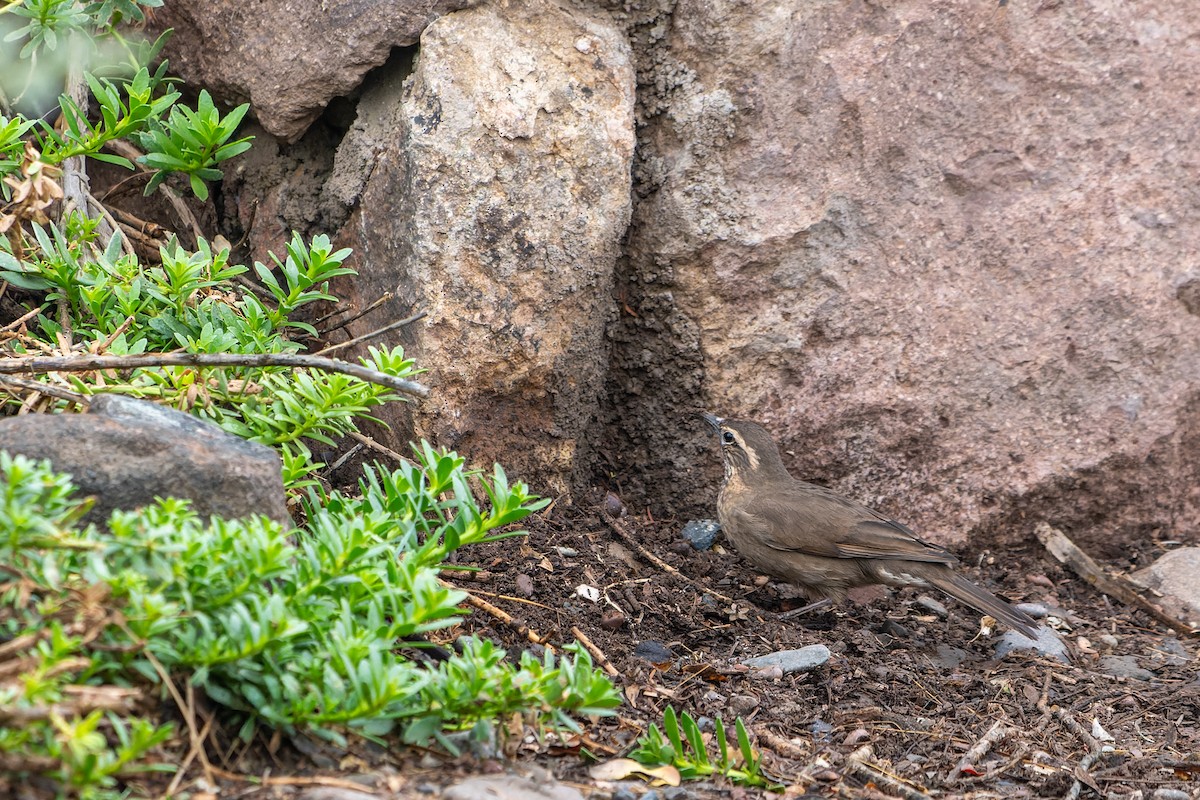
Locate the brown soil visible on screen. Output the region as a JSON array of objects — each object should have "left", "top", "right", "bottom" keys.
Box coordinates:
[{"left": 135, "top": 500, "right": 1200, "bottom": 799}]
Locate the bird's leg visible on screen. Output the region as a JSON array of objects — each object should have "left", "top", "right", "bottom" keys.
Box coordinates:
[{"left": 779, "top": 597, "right": 833, "bottom": 620}]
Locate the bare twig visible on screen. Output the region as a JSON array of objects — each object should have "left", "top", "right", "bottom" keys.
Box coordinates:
[
  {"left": 446, "top": 580, "right": 555, "bottom": 651},
  {"left": 0, "top": 374, "right": 88, "bottom": 405},
  {"left": 0, "top": 303, "right": 46, "bottom": 333},
  {"left": 601, "top": 513, "right": 738, "bottom": 605},
  {"left": 104, "top": 139, "right": 204, "bottom": 245},
  {"left": 347, "top": 430, "right": 416, "bottom": 466},
  {"left": 0, "top": 351, "right": 430, "bottom": 398},
  {"left": 846, "top": 745, "right": 933, "bottom": 800},
  {"left": 1035, "top": 523, "right": 1198, "bottom": 637},
  {"left": 318, "top": 290, "right": 395, "bottom": 334},
  {"left": 570, "top": 625, "right": 619, "bottom": 677},
  {"left": 315, "top": 310, "right": 427, "bottom": 356},
  {"left": 949, "top": 720, "right": 1010, "bottom": 781}
]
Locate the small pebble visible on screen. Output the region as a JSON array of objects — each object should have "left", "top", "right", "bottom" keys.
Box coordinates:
[
  {"left": 1098, "top": 633, "right": 1120, "bottom": 649},
  {"left": 915, "top": 595, "right": 948, "bottom": 617},
  {"left": 600, "top": 610, "right": 626, "bottom": 630},
  {"left": 994, "top": 625, "right": 1070, "bottom": 662},
  {"left": 877, "top": 620, "right": 910, "bottom": 639},
  {"left": 611, "top": 790, "right": 637, "bottom": 800},
  {"left": 810, "top": 719, "right": 834, "bottom": 743},
  {"left": 1151, "top": 789, "right": 1190, "bottom": 800},
  {"left": 515, "top": 573, "right": 535, "bottom": 597},
  {"left": 663, "top": 788, "right": 689, "bottom": 800},
  {"left": 1014, "top": 602, "right": 1050, "bottom": 618},
  {"left": 694, "top": 715, "right": 715, "bottom": 731},
  {"left": 681, "top": 519, "right": 721, "bottom": 550},
  {"left": 729, "top": 694, "right": 759, "bottom": 714},
  {"left": 642, "top": 791, "right": 660, "bottom": 800},
  {"left": 742, "top": 644, "right": 831, "bottom": 673},
  {"left": 1099, "top": 655, "right": 1156, "bottom": 681},
  {"left": 634, "top": 640, "right": 674, "bottom": 663},
  {"left": 603, "top": 491, "right": 625, "bottom": 516},
  {"left": 555, "top": 546, "right": 579, "bottom": 558},
  {"left": 416, "top": 785, "right": 437, "bottom": 795},
  {"left": 1152, "top": 637, "right": 1190, "bottom": 667}
]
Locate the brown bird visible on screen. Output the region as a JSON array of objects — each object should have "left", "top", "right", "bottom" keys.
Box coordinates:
[{"left": 702, "top": 413, "right": 1039, "bottom": 639}]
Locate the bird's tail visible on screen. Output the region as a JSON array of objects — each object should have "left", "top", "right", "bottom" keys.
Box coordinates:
[{"left": 921, "top": 568, "right": 1040, "bottom": 639}]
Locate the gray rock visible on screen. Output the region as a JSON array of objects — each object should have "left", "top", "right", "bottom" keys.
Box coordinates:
[
  {"left": 1014, "top": 603, "right": 1051, "bottom": 619},
  {"left": 634, "top": 641, "right": 674, "bottom": 663},
  {"left": 994, "top": 626, "right": 1070, "bottom": 663},
  {"left": 1149, "top": 638, "right": 1190, "bottom": 668},
  {"left": 1099, "top": 655, "right": 1156, "bottom": 681},
  {"left": 603, "top": 0, "right": 1200, "bottom": 556},
  {"left": 914, "top": 595, "right": 948, "bottom": 617},
  {"left": 148, "top": 0, "right": 472, "bottom": 140},
  {"left": 1150, "top": 789, "right": 1190, "bottom": 800},
  {"left": 931, "top": 644, "right": 970, "bottom": 670},
  {"left": 611, "top": 790, "right": 637, "bottom": 800},
  {"left": 682, "top": 519, "right": 721, "bottom": 550},
  {"left": 810, "top": 719, "right": 834, "bottom": 742},
  {"left": 0, "top": 396, "right": 289, "bottom": 527},
  {"left": 728, "top": 694, "right": 759, "bottom": 714},
  {"left": 741, "top": 644, "right": 831, "bottom": 673},
  {"left": 443, "top": 776, "right": 583, "bottom": 800},
  {"left": 1131, "top": 548, "right": 1200, "bottom": 629},
  {"left": 329, "top": 1, "right": 636, "bottom": 497}
]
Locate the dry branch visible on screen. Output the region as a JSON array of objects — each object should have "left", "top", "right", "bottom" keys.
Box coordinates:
[
  {"left": 0, "top": 351, "right": 431, "bottom": 398},
  {"left": 1035, "top": 523, "right": 1198, "bottom": 637}
]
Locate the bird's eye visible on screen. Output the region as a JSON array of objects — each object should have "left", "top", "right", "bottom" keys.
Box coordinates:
[{"left": 722, "top": 431, "right": 736, "bottom": 445}]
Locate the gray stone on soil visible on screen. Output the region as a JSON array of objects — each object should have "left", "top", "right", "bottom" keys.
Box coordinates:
[
  {"left": 741, "top": 644, "right": 830, "bottom": 673},
  {"left": 443, "top": 775, "right": 583, "bottom": 800},
  {"left": 0, "top": 395, "right": 289, "bottom": 527},
  {"left": 1150, "top": 789, "right": 1190, "bottom": 800},
  {"left": 1131, "top": 548, "right": 1200, "bottom": 628},
  {"left": 634, "top": 641, "right": 675, "bottom": 663},
  {"left": 915, "top": 595, "right": 948, "bottom": 617},
  {"left": 994, "top": 625, "right": 1070, "bottom": 663},
  {"left": 681, "top": 519, "right": 721, "bottom": 550},
  {"left": 931, "top": 644, "right": 970, "bottom": 670},
  {"left": 1150, "top": 638, "right": 1190, "bottom": 668},
  {"left": 1099, "top": 655, "right": 1156, "bottom": 681},
  {"left": 610, "top": 790, "right": 637, "bottom": 800},
  {"left": 662, "top": 788, "right": 689, "bottom": 800},
  {"left": 1014, "top": 602, "right": 1051, "bottom": 618}
]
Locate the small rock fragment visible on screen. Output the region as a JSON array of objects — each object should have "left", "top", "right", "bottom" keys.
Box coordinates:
[
  {"left": 994, "top": 626, "right": 1070, "bottom": 662},
  {"left": 516, "top": 574, "right": 535, "bottom": 597},
  {"left": 1098, "top": 655, "right": 1156, "bottom": 681},
  {"left": 681, "top": 519, "right": 721, "bottom": 550},
  {"left": 555, "top": 546, "right": 579, "bottom": 558},
  {"left": 1130, "top": 548, "right": 1200, "bottom": 628},
  {"left": 600, "top": 611, "right": 626, "bottom": 630},
  {"left": 914, "top": 595, "right": 948, "bottom": 617},
  {"left": 1151, "top": 789, "right": 1190, "bottom": 800},
  {"left": 728, "top": 694, "right": 759, "bottom": 714},
  {"left": 741, "top": 644, "right": 831, "bottom": 673},
  {"left": 633, "top": 641, "right": 674, "bottom": 663},
  {"left": 1013, "top": 602, "right": 1050, "bottom": 618},
  {"left": 443, "top": 775, "right": 583, "bottom": 800}
]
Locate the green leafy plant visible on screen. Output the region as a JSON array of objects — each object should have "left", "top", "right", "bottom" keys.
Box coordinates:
[
  {"left": 630, "top": 706, "right": 780, "bottom": 789},
  {"left": 0, "top": 451, "right": 620, "bottom": 793}
]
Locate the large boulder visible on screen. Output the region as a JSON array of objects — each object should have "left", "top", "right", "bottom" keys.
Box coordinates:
[
  {"left": 606, "top": 0, "right": 1200, "bottom": 553},
  {"left": 149, "top": 0, "right": 476, "bottom": 140},
  {"left": 327, "top": 0, "right": 635, "bottom": 495}
]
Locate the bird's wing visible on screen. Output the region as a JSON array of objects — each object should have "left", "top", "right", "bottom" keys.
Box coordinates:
[{"left": 746, "top": 484, "right": 958, "bottom": 565}]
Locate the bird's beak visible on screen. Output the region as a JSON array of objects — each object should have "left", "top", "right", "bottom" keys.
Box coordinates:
[{"left": 699, "top": 412, "right": 724, "bottom": 432}]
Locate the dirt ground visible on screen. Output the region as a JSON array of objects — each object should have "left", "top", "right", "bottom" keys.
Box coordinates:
[
  {"left": 433, "top": 500, "right": 1199, "bottom": 799},
  {"left": 127, "top": 498, "right": 1200, "bottom": 799}
]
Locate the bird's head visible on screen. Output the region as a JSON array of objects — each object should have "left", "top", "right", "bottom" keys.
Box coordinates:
[{"left": 700, "top": 413, "right": 791, "bottom": 483}]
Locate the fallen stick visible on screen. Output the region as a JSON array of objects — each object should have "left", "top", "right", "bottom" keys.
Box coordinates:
[
  {"left": 0, "top": 351, "right": 430, "bottom": 399},
  {"left": 846, "top": 745, "right": 933, "bottom": 800},
  {"left": 948, "top": 719, "right": 1009, "bottom": 781},
  {"left": 1034, "top": 523, "right": 1197, "bottom": 637},
  {"left": 446, "top": 580, "right": 555, "bottom": 651},
  {"left": 601, "top": 513, "right": 738, "bottom": 606},
  {"left": 570, "top": 625, "right": 619, "bottom": 677}
]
